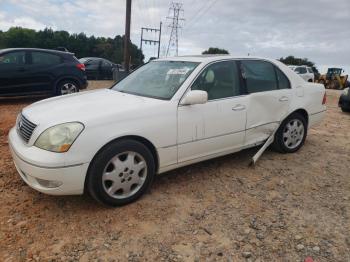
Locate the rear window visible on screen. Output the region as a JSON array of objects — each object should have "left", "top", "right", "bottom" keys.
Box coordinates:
[{"left": 31, "top": 52, "right": 61, "bottom": 65}]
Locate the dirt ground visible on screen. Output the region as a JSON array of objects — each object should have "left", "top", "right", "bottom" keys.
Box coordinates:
[{"left": 0, "top": 82, "right": 349, "bottom": 262}]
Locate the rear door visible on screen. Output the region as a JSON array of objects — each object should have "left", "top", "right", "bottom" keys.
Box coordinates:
[
  {"left": 0, "top": 51, "right": 31, "bottom": 95},
  {"left": 240, "top": 60, "right": 292, "bottom": 146},
  {"left": 27, "top": 51, "right": 62, "bottom": 93}
]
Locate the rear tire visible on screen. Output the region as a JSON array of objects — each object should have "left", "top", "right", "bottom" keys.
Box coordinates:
[
  {"left": 272, "top": 112, "right": 307, "bottom": 153},
  {"left": 86, "top": 139, "right": 155, "bottom": 206},
  {"left": 56, "top": 80, "right": 79, "bottom": 96}
]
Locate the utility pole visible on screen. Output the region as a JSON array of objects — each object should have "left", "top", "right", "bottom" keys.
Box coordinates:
[
  {"left": 140, "top": 22, "right": 162, "bottom": 59},
  {"left": 166, "top": 2, "right": 184, "bottom": 57},
  {"left": 123, "top": 0, "right": 132, "bottom": 73}
]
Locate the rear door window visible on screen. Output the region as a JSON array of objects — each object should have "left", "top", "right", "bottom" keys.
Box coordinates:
[
  {"left": 240, "top": 60, "right": 278, "bottom": 93},
  {"left": 31, "top": 52, "right": 61, "bottom": 65}
]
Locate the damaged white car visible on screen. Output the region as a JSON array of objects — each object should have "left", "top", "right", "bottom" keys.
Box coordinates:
[{"left": 9, "top": 56, "right": 326, "bottom": 206}]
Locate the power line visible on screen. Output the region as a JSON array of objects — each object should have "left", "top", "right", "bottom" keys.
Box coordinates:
[
  {"left": 185, "top": 0, "right": 218, "bottom": 31},
  {"left": 166, "top": 2, "right": 185, "bottom": 57},
  {"left": 185, "top": 0, "right": 211, "bottom": 26}
]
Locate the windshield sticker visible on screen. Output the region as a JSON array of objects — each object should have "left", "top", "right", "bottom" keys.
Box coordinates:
[{"left": 167, "top": 68, "right": 190, "bottom": 75}]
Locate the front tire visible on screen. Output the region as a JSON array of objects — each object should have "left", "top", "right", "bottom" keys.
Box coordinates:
[
  {"left": 86, "top": 139, "right": 155, "bottom": 206},
  {"left": 272, "top": 112, "right": 307, "bottom": 153}
]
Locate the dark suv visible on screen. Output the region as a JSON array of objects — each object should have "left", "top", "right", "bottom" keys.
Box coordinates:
[{"left": 0, "top": 48, "right": 88, "bottom": 96}]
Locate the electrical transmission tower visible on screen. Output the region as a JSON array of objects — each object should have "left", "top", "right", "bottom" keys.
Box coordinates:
[{"left": 166, "top": 2, "right": 184, "bottom": 57}]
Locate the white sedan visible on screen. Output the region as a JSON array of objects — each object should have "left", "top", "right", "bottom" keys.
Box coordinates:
[
  {"left": 9, "top": 56, "right": 326, "bottom": 206},
  {"left": 288, "top": 65, "right": 315, "bottom": 82}
]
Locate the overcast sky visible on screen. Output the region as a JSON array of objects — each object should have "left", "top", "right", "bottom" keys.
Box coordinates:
[{"left": 0, "top": 0, "right": 349, "bottom": 73}]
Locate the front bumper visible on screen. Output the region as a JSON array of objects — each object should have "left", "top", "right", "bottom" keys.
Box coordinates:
[{"left": 8, "top": 128, "right": 89, "bottom": 195}]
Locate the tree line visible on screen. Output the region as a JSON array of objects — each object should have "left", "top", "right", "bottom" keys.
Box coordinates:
[
  {"left": 279, "top": 56, "right": 319, "bottom": 74},
  {"left": 0, "top": 27, "right": 144, "bottom": 66}
]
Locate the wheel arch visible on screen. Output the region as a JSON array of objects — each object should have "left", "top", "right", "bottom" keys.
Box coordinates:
[
  {"left": 84, "top": 135, "right": 159, "bottom": 193},
  {"left": 287, "top": 108, "right": 309, "bottom": 127},
  {"left": 54, "top": 76, "right": 81, "bottom": 92}
]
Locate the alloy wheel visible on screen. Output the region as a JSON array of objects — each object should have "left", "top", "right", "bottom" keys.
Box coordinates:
[
  {"left": 60, "top": 83, "right": 77, "bottom": 95},
  {"left": 282, "top": 119, "right": 305, "bottom": 149},
  {"left": 102, "top": 151, "right": 147, "bottom": 199}
]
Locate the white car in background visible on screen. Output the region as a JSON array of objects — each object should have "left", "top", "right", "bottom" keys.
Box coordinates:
[
  {"left": 9, "top": 56, "right": 326, "bottom": 206},
  {"left": 288, "top": 65, "right": 315, "bottom": 82}
]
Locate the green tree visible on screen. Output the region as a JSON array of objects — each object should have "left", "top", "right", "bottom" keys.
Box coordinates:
[
  {"left": 0, "top": 27, "right": 144, "bottom": 66},
  {"left": 202, "top": 47, "right": 229, "bottom": 55},
  {"left": 279, "top": 55, "right": 319, "bottom": 75}
]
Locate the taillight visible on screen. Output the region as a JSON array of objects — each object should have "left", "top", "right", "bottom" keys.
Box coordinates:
[
  {"left": 322, "top": 92, "right": 326, "bottom": 105},
  {"left": 76, "top": 63, "right": 85, "bottom": 71}
]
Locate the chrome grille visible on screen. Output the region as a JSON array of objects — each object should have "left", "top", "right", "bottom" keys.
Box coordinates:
[{"left": 17, "top": 114, "right": 37, "bottom": 143}]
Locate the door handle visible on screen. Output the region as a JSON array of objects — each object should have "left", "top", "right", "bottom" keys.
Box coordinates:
[
  {"left": 279, "top": 96, "right": 289, "bottom": 102},
  {"left": 232, "top": 104, "right": 246, "bottom": 111}
]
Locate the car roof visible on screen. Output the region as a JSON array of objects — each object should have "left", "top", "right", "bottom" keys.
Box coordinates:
[
  {"left": 0, "top": 48, "right": 73, "bottom": 56},
  {"left": 156, "top": 55, "right": 278, "bottom": 63},
  {"left": 80, "top": 57, "right": 100, "bottom": 60},
  {"left": 80, "top": 57, "right": 108, "bottom": 61}
]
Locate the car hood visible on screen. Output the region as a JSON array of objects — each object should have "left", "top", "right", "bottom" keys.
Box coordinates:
[{"left": 22, "top": 89, "right": 165, "bottom": 127}]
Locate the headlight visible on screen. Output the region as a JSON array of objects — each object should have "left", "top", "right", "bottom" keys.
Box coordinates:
[
  {"left": 35, "top": 122, "right": 84, "bottom": 153},
  {"left": 343, "top": 88, "right": 349, "bottom": 96}
]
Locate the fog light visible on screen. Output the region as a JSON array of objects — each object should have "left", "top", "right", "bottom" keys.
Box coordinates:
[{"left": 36, "top": 178, "right": 63, "bottom": 188}]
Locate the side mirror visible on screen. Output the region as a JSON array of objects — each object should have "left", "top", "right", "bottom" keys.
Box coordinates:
[{"left": 180, "top": 90, "right": 208, "bottom": 105}]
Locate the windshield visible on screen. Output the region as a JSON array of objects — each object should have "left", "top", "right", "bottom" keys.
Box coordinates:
[{"left": 112, "top": 61, "right": 199, "bottom": 100}]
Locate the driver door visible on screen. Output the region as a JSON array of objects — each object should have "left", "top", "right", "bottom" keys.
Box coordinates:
[
  {"left": 0, "top": 51, "right": 30, "bottom": 95},
  {"left": 177, "top": 60, "right": 247, "bottom": 163}
]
